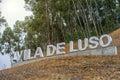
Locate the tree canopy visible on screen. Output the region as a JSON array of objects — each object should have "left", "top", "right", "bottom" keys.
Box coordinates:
[
  {"left": 1, "top": 0, "right": 120, "bottom": 54},
  {"left": 0, "top": 0, "right": 7, "bottom": 28},
  {"left": 22, "top": 0, "right": 120, "bottom": 51}
]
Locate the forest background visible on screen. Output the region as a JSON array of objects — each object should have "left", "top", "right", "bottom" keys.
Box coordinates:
[{"left": 0, "top": 0, "right": 120, "bottom": 55}]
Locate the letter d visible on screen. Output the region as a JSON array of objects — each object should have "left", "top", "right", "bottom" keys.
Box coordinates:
[{"left": 47, "top": 45, "right": 56, "bottom": 56}]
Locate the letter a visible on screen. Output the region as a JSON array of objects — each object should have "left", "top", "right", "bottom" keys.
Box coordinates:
[{"left": 34, "top": 47, "right": 44, "bottom": 58}]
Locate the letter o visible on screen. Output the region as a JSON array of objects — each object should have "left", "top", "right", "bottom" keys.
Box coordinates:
[{"left": 100, "top": 34, "right": 112, "bottom": 47}]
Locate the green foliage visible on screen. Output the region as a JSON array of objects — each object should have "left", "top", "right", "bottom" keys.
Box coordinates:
[
  {"left": 1, "top": 27, "right": 16, "bottom": 53},
  {"left": 0, "top": 16, "right": 7, "bottom": 27},
  {"left": 13, "top": 20, "right": 26, "bottom": 52},
  {"left": 10, "top": 0, "right": 120, "bottom": 52},
  {"left": 0, "top": 1, "right": 7, "bottom": 27},
  {"left": 0, "top": 0, "right": 120, "bottom": 54}
]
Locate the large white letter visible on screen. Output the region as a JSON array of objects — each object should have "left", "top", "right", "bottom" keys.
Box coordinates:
[
  {"left": 100, "top": 34, "right": 112, "bottom": 47},
  {"left": 89, "top": 36, "right": 99, "bottom": 49},
  {"left": 24, "top": 49, "right": 34, "bottom": 60},
  {"left": 78, "top": 38, "right": 88, "bottom": 51},
  {"left": 69, "top": 41, "right": 78, "bottom": 53},
  {"left": 47, "top": 45, "right": 56, "bottom": 56},
  {"left": 34, "top": 47, "right": 44, "bottom": 58},
  {"left": 56, "top": 42, "right": 66, "bottom": 55},
  {"left": 13, "top": 50, "right": 24, "bottom": 62}
]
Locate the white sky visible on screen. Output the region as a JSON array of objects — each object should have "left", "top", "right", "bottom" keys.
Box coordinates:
[
  {"left": 0, "top": 0, "right": 33, "bottom": 67},
  {"left": 1, "top": 0, "right": 32, "bottom": 29}
]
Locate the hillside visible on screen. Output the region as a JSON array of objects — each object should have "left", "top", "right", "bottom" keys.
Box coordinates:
[
  {"left": 0, "top": 56, "right": 120, "bottom": 80},
  {"left": 0, "top": 28, "right": 120, "bottom": 80},
  {"left": 110, "top": 28, "right": 120, "bottom": 54}
]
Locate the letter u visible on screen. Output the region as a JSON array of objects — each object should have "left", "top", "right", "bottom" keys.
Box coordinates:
[{"left": 78, "top": 38, "right": 88, "bottom": 51}]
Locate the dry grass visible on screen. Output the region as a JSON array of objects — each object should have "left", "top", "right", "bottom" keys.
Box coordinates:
[
  {"left": 0, "top": 28, "right": 120, "bottom": 80},
  {"left": 0, "top": 56, "right": 120, "bottom": 80},
  {"left": 110, "top": 28, "right": 120, "bottom": 54}
]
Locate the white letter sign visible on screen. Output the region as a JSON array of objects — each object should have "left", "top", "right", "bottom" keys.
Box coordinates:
[
  {"left": 100, "top": 34, "right": 112, "bottom": 47},
  {"left": 69, "top": 41, "right": 78, "bottom": 53},
  {"left": 56, "top": 42, "right": 66, "bottom": 54},
  {"left": 34, "top": 47, "right": 44, "bottom": 58},
  {"left": 47, "top": 45, "right": 56, "bottom": 56},
  {"left": 89, "top": 36, "right": 99, "bottom": 49}
]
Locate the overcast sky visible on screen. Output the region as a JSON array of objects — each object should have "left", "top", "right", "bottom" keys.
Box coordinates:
[{"left": 1, "top": 0, "right": 32, "bottom": 29}]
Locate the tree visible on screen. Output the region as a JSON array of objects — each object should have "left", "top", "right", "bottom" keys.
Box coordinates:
[
  {"left": 23, "top": 0, "right": 119, "bottom": 52},
  {"left": 1, "top": 27, "right": 16, "bottom": 54},
  {"left": 0, "top": 0, "right": 7, "bottom": 28},
  {"left": 13, "top": 20, "right": 26, "bottom": 53},
  {"left": 0, "top": 13, "right": 7, "bottom": 27}
]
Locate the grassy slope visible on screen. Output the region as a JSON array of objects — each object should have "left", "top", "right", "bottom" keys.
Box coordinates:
[
  {"left": 0, "top": 28, "right": 120, "bottom": 80},
  {"left": 110, "top": 28, "right": 120, "bottom": 54}
]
